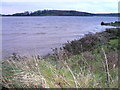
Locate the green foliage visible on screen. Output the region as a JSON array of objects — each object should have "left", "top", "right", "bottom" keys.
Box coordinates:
[
  {"left": 10, "top": 10, "right": 94, "bottom": 16},
  {"left": 2, "top": 46, "right": 118, "bottom": 88}
]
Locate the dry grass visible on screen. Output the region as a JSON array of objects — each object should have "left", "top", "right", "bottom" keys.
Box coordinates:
[{"left": 1, "top": 46, "right": 118, "bottom": 88}]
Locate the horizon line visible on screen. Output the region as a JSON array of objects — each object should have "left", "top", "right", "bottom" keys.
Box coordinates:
[{"left": 1, "top": 9, "right": 119, "bottom": 15}]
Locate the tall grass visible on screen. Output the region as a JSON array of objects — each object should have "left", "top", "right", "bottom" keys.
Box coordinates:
[{"left": 1, "top": 46, "right": 118, "bottom": 88}]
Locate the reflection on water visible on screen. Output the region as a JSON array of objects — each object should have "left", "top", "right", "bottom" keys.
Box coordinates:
[{"left": 2, "top": 16, "right": 117, "bottom": 58}]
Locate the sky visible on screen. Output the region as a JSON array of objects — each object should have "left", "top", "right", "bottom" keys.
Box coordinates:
[{"left": 1, "top": 0, "right": 119, "bottom": 14}]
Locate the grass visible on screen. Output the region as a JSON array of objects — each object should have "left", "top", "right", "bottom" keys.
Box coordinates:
[
  {"left": 2, "top": 45, "right": 118, "bottom": 88},
  {"left": 108, "top": 39, "right": 119, "bottom": 49}
]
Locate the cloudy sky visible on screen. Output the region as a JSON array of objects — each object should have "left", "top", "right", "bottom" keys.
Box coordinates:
[{"left": 1, "top": 0, "right": 119, "bottom": 14}]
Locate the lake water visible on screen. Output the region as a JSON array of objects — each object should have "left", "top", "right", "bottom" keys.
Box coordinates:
[{"left": 2, "top": 16, "right": 117, "bottom": 58}]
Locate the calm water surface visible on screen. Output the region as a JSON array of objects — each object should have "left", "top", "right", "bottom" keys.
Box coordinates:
[{"left": 2, "top": 16, "right": 117, "bottom": 58}]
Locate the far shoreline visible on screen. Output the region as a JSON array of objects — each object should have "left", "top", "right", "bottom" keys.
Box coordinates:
[{"left": 1, "top": 15, "right": 119, "bottom": 17}]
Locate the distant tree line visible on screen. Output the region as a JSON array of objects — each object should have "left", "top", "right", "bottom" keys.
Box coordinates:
[
  {"left": 1, "top": 10, "right": 120, "bottom": 16},
  {"left": 1, "top": 10, "right": 94, "bottom": 16}
]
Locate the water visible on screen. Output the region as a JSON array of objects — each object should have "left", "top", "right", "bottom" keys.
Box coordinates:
[{"left": 2, "top": 16, "right": 117, "bottom": 58}]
